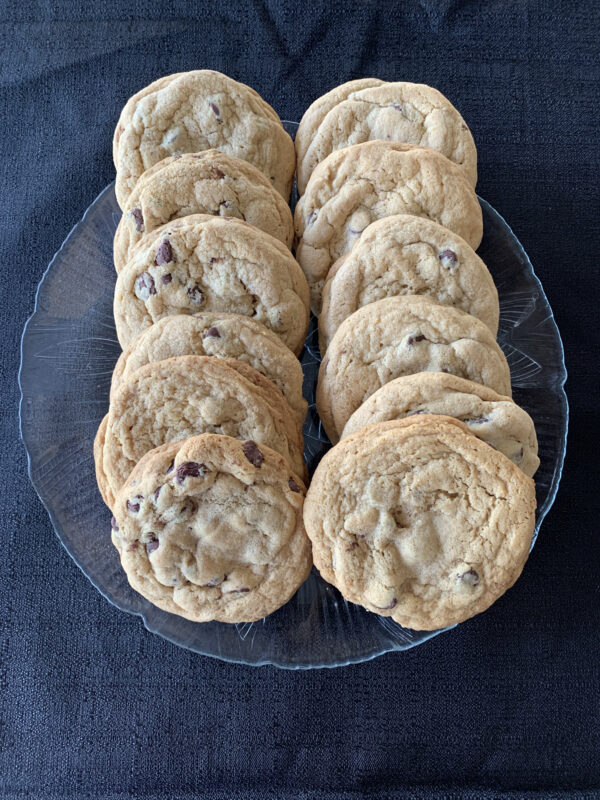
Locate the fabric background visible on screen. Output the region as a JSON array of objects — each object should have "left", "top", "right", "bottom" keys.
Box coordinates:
[{"left": 1, "top": 1, "right": 598, "bottom": 797}]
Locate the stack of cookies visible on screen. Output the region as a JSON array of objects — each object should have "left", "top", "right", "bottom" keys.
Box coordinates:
[
  {"left": 295, "top": 80, "right": 539, "bottom": 631},
  {"left": 94, "top": 72, "right": 539, "bottom": 634},
  {"left": 96, "top": 71, "right": 313, "bottom": 623}
]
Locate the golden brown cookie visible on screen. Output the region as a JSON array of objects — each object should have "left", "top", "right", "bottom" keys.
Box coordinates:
[
  {"left": 303, "top": 415, "right": 536, "bottom": 630},
  {"left": 316, "top": 296, "right": 512, "bottom": 443},
  {"left": 113, "top": 214, "right": 308, "bottom": 353},
  {"left": 111, "top": 434, "right": 311, "bottom": 623},
  {"left": 114, "top": 70, "right": 295, "bottom": 207},
  {"left": 113, "top": 151, "right": 294, "bottom": 271},
  {"left": 110, "top": 312, "right": 307, "bottom": 426},
  {"left": 296, "top": 79, "right": 476, "bottom": 193},
  {"left": 294, "top": 141, "right": 483, "bottom": 312},
  {"left": 94, "top": 355, "right": 305, "bottom": 508},
  {"left": 342, "top": 372, "right": 538, "bottom": 477},
  {"left": 319, "top": 214, "right": 498, "bottom": 352}
]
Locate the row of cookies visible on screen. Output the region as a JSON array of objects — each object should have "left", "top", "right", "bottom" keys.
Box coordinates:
[
  {"left": 98, "top": 73, "right": 314, "bottom": 622},
  {"left": 293, "top": 81, "right": 539, "bottom": 630}
]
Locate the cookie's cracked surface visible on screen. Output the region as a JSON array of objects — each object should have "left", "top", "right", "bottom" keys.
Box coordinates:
[
  {"left": 342, "top": 372, "right": 538, "bottom": 477},
  {"left": 111, "top": 312, "right": 307, "bottom": 426},
  {"left": 114, "top": 70, "right": 294, "bottom": 207},
  {"left": 114, "top": 151, "right": 294, "bottom": 271},
  {"left": 303, "top": 415, "right": 536, "bottom": 630},
  {"left": 114, "top": 214, "right": 308, "bottom": 352},
  {"left": 319, "top": 214, "right": 498, "bottom": 352},
  {"left": 316, "top": 295, "right": 511, "bottom": 442},
  {"left": 296, "top": 79, "right": 476, "bottom": 193},
  {"left": 95, "top": 355, "right": 305, "bottom": 508},
  {"left": 294, "top": 141, "right": 482, "bottom": 312},
  {"left": 111, "top": 434, "right": 311, "bottom": 623}
]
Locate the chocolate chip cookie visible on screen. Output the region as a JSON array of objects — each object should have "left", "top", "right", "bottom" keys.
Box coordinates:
[
  {"left": 111, "top": 433, "right": 311, "bottom": 623},
  {"left": 303, "top": 415, "right": 536, "bottom": 630},
  {"left": 95, "top": 355, "right": 305, "bottom": 508},
  {"left": 296, "top": 79, "right": 477, "bottom": 193},
  {"left": 294, "top": 141, "right": 483, "bottom": 312},
  {"left": 319, "top": 214, "right": 498, "bottom": 352},
  {"left": 342, "top": 372, "right": 538, "bottom": 477},
  {"left": 113, "top": 214, "right": 308, "bottom": 352},
  {"left": 114, "top": 70, "right": 295, "bottom": 207},
  {"left": 316, "top": 296, "right": 511, "bottom": 443},
  {"left": 110, "top": 312, "right": 308, "bottom": 426},
  {"left": 113, "top": 151, "right": 294, "bottom": 271}
]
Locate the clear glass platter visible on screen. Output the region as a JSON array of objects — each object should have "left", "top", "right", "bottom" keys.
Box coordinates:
[{"left": 19, "top": 179, "right": 568, "bottom": 669}]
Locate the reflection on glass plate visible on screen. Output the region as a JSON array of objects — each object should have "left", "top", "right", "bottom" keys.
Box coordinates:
[{"left": 19, "top": 180, "right": 567, "bottom": 669}]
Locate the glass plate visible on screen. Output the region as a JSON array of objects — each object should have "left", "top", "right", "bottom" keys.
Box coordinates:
[{"left": 19, "top": 177, "right": 568, "bottom": 669}]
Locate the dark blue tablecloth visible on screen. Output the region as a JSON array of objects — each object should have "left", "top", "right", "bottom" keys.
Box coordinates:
[{"left": 2, "top": 1, "right": 598, "bottom": 797}]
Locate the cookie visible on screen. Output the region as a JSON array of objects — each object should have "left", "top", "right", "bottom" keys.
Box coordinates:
[
  {"left": 113, "top": 151, "right": 294, "bottom": 271},
  {"left": 113, "top": 214, "right": 309, "bottom": 352},
  {"left": 95, "top": 355, "right": 305, "bottom": 508},
  {"left": 110, "top": 312, "right": 308, "bottom": 426},
  {"left": 342, "top": 372, "right": 538, "bottom": 477},
  {"left": 303, "top": 415, "right": 536, "bottom": 630},
  {"left": 114, "top": 73, "right": 187, "bottom": 162},
  {"left": 294, "top": 141, "right": 483, "bottom": 312},
  {"left": 316, "top": 296, "right": 512, "bottom": 443},
  {"left": 114, "top": 72, "right": 281, "bottom": 165},
  {"left": 111, "top": 433, "right": 311, "bottom": 623},
  {"left": 319, "top": 214, "right": 498, "bottom": 352},
  {"left": 114, "top": 70, "right": 295, "bottom": 207},
  {"left": 294, "top": 79, "right": 383, "bottom": 177},
  {"left": 296, "top": 80, "right": 477, "bottom": 193}
]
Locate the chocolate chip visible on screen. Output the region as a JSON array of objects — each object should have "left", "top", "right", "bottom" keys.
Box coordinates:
[
  {"left": 467, "top": 417, "right": 489, "bottom": 425},
  {"left": 187, "top": 285, "right": 204, "bottom": 304},
  {"left": 145, "top": 539, "right": 159, "bottom": 555},
  {"left": 161, "top": 273, "right": 172, "bottom": 285},
  {"left": 213, "top": 166, "right": 225, "bottom": 178},
  {"left": 203, "top": 326, "right": 220, "bottom": 338},
  {"left": 209, "top": 101, "right": 221, "bottom": 120},
  {"left": 153, "top": 486, "right": 161, "bottom": 502},
  {"left": 135, "top": 272, "right": 156, "bottom": 299},
  {"left": 129, "top": 208, "right": 144, "bottom": 232},
  {"left": 242, "top": 440, "right": 264, "bottom": 467},
  {"left": 407, "top": 334, "right": 426, "bottom": 345},
  {"left": 175, "top": 461, "right": 207, "bottom": 484},
  {"left": 127, "top": 495, "right": 143, "bottom": 513},
  {"left": 288, "top": 477, "right": 302, "bottom": 493},
  {"left": 110, "top": 516, "right": 119, "bottom": 532},
  {"left": 155, "top": 238, "right": 174, "bottom": 266},
  {"left": 441, "top": 368, "right": 450, "bottom": 373},
  {"left": 206, "top": 576, "right": 223, "bottom": 587},
  {"left": 439, "top": 249, "right": 458, "bottom": 268},
  {"left": 374, "top": 598, "right": 397, "bottom": 610},
  {"left": 210, "top": 257, "right": 222, "bottom": 264},
  {"left": 233, "top": 588, "right": 250, "bottom": 593},
  {"left": 512, "top": 447, "right": 524, "bottom": 464},
  {"left": 459, "top": 568, "right": 480, "bottom": 586},
  {"left": 166, "top": 459, "right": 175, "bottom": 474},
  {"left": 393, "top": 103, "right": 403, "bottom": 112}
]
